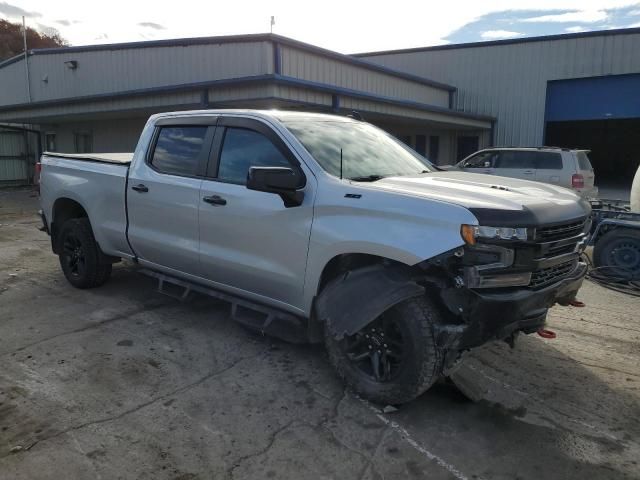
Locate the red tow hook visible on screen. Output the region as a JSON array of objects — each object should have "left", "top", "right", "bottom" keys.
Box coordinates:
[
  {"left": 537, "top": 329, "right": 557, "bottom": 339},
  {"left": 569, "top": 299, "right": 585, "bottom": 307}
]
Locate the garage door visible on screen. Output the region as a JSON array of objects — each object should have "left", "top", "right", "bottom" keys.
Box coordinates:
[
  {"left": 545, "top": 74, "right": 640, "bottom": 185},
  {"left": 0, "top": 129, "right": 29, "bottom": 185},
  {"left": 545, "top": 74, "right": 640, "bottom": 122}
]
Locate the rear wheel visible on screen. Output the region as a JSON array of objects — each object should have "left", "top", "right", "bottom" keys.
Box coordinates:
[
  {"left": 593, "top": 229, "right": 640, "bottom": 279},
  {"left": 324, "top": 295, "right": 442, "bottom": 405},
  {"left": 58, "top": 218, "right": 112, "bottom": 288}
]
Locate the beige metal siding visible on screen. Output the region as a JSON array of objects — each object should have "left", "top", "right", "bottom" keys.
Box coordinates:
[
  {"left": 0, "top": 91, "right": 202, "bottom": 123},
  {"left": 0, "top": 41, "right": 273, "bottom": 107},
  {"left": 360, "top": 31, "right": 640, "bottom": 146},
  {"left": 280, "top": 45, "right": 450, "bottom": 108}
]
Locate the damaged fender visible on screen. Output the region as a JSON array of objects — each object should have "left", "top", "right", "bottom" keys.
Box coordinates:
[{"left": 315, "top": 265, "right": 424, "bottom": 340}]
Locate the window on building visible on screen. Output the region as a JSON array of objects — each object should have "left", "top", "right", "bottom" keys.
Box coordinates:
[
  {"left": 429, "top": 136, "right": 440, "bottom": 162},
  {"left": 150, "top": 126, "right": 207, "bottom": 176},
  {"left": 415, "top": 135, "right": 426, "bottom": 156},
  {"left": 217, "top": 127, "right": 291, "bottom": 185},
  {"left": 456, "top": 135, "right": 479, "bottom": 161},
  {"left": 74, "top": 132, "right": 93, "bottom": 154},
  {"left": 45, "top": 133, "right": 57, "bottom": 152}
]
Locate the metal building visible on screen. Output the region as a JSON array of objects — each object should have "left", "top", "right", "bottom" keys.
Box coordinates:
[
  {"left": 357, "top": 27, "right": 640, "bottom": 184},
  {"left": 0, "top": 33, "right": 493, "bottom": 184}
]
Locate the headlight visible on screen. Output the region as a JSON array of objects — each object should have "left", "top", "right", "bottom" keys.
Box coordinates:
[{"left": 461, "top": 224, "right": 529, "bottom": 245}]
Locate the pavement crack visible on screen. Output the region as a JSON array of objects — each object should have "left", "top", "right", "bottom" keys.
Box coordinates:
[
  {"left": 227, "top": 419, "right": 297, "bottom": 479},
  {"left": 357, "top": 426, "right": 389, "bottom": 480},
  {"left": 0, "top": 302, "right": 170, "bottom": 358},
  {"left": 18, "top": 350, "right": 266, "bottom": 454}
]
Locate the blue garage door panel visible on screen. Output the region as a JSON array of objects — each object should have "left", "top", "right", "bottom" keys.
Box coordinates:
[{"left": 545, "top": 74, "right": 640, "bottom": 122}]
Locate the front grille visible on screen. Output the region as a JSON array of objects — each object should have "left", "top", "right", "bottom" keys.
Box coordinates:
[
  {"left": 535, "top": 219, "right": 586, "bottom": 242},
  {"left": 529, "top": 260, "right": 576, "bottom": 289}
]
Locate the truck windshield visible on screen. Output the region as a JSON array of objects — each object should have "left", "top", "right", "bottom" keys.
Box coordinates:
[{"left": 284, "top": 120, "right": 434, "bottom": 180}]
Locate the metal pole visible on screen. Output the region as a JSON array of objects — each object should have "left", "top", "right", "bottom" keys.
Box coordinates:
[{"left": 22, "top": 16, "right": 32, "bottom": 103}]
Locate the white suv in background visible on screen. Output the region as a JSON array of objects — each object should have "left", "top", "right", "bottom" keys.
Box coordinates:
[{"left": 455, "top": 147, "right": 598, "bottom": 198}]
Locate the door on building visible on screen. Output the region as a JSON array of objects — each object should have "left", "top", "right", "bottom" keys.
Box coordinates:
[
  {"left": 457, "top": 135, "right": 479, "bottom": 161},
  {"left": 545, "top": 74, "right": 640, "bottom": 189},
  {"left": 0, "top": 129, "right": 30, "bottom": 186}
]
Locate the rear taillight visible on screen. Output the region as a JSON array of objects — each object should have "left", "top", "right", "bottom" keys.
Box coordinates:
[{"left": 571, "top": 173, "right": 584, "bottom": 189}]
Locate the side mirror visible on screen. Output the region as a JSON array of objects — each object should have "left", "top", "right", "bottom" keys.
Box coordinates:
[{"left": 247, "top": 167, "right": 305, "bottom": 207}]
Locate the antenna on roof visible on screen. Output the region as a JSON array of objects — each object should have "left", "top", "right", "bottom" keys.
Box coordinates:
[
  {"left": 270, "top": 16, "right": 275, "bottom": 33},
  {"left": 340, "top": 148, "right": 343, "bottom": 180},
  {"left": 347, "top": 110, "right": 363, "bottom": 121}
]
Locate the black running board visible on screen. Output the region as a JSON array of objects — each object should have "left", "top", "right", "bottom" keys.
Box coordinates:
[{"left": 140, "top": 269, "right": 309, "bottom": 343}]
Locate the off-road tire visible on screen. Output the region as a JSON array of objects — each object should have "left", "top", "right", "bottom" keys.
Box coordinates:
[
  {"left": 593, "top": 229, "right": 640, "bottom": 279},
  {"left": 324, "top": 295, "right": 443, "bottom": 405},
  {"left": 58, "top": 218, "right": 112, "bottom": 289}
]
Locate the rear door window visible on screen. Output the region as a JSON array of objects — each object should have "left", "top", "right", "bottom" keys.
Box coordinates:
[
  {"left": 534, "top": 152, "right": 563, "bottom": 170},
  {"left": 494, "top": 151, "right": 536, "bottom": 169},
  {"left": 150, "top": 126, "right": 208, "bottom": 176}
]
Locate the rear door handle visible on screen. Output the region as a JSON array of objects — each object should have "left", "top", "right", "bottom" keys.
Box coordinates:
[
  {"left": 203, "top": 195, "right": 227, "bottom": 206},
  {"left": 131, "top": 184, "right": 148, "bottom": 193},
  {"left": 523, "top": 170, "right": 535, "bottom": 175}
]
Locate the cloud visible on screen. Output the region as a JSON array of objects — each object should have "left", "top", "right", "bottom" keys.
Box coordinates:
[
  {"left": 0, "top": 1, "right": 41, "bottom": 18},
  {"left": 565, "top": 26, "right": 586, "bottom": 33},
  {"left": 626, "top": 21, "right": 640, "bottom": 28},
  {"left": 55, "top": 19, "right": 80, "bottom": 26},
  {"left": 520, "top": 10, "right": 607, "bottom": 23},
  {"left": 138, "top": 21, "right": 166, "bottom": 30},
  {"left": 480, "top": 30, "right": 524, "bottom": 39}
]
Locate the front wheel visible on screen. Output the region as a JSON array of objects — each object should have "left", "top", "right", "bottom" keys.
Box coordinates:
[
  {"left": 324, "top": 295, "right": 443, "bottom": 405},
  {"left": 58, "top": 218, "right": 112, "bottom": 289}
]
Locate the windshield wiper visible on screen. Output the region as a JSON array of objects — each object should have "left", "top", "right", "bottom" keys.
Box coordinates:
[{"left": 349, "top": 174, "right": 386, "bottom": 182}]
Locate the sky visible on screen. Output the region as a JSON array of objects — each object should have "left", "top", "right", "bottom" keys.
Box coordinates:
[{"left": 2, "top": 0, "right": 640, "bottom": 54}]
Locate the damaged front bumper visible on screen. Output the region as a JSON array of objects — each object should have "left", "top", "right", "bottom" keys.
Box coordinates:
[{"left": 436, "top": 260, "right": 587, "bottom": 351}]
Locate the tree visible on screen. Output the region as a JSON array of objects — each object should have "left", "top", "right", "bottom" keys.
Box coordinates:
[{"left": 0, "top": 19, "right": 69, "bottom": 62}]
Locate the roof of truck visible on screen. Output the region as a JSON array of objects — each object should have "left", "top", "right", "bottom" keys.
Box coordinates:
[{"left": 152, "top": 109, "right": 356, "bottom": 123}]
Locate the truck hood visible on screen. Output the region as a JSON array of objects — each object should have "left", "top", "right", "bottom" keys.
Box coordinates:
[{"left": 365, "top": 171, "right": 591, "bottom": 226}]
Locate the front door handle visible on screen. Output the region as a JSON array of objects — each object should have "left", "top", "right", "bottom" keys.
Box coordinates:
[
  {"left": 523, "top": 170, "right": 535, "bottom": 175},
  {"left": 131, "top": 184, "right": 149, "bottom": 193},
  {"left": 203, "top": 195, "right": 227, "bottom": 206}
]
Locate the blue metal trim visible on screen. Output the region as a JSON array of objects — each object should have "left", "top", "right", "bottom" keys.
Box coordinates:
[
  {"left": 0, "top": 33, "right": 456, "bottom": 91},
  {"left": 354, "top": 27, "right": 640, "bottom": 57}
]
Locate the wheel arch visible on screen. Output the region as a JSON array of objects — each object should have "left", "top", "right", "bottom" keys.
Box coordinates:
[{"left": 51, "top": 197, "right": 89, "bottom": 254}]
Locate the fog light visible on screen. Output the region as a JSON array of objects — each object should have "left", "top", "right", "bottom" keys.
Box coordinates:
[{"left": 465, "top": 268, "right": 532, "bottom": 288}]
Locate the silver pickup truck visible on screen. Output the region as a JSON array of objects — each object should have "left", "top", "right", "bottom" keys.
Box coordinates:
[{"left": 39, "top": 110, "right": 591, "bottom": 404}]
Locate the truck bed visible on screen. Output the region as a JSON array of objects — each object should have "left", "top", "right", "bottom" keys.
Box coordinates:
[{"left": 43, "top": 152, "right": 133, "bottom": 165}]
